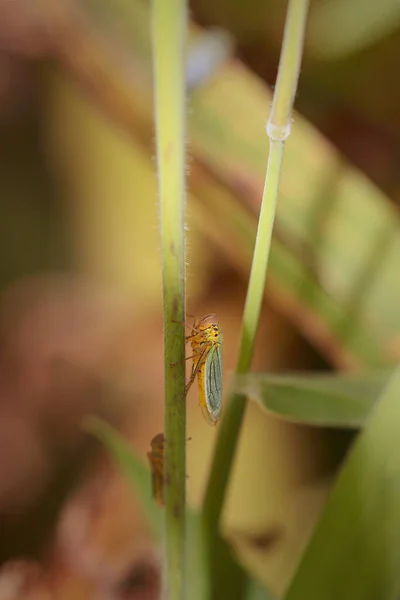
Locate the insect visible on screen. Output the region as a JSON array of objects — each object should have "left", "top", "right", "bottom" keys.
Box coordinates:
[
  {"left": 147, "top": 433, "right": 192, "bottom": 505},
  {"left": 185, "top": 313, "right": 223, "bottom": 426},
  {"left": 147, "top": 433, "right": 165, "bottom": 506}
]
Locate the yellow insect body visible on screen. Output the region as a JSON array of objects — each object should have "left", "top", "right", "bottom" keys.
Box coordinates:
[
  {"left": 185, "top": 314, "right": 223, "bottom": 426},
  {"left": 147, "top": 432, "right": 165, "bottom": 506}
]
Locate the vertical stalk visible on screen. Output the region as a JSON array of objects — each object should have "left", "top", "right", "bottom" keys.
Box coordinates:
[
  {"left": 202, "top": 0, "right": 310, "bottom": 586},
  {"left": 152, "top": 1, "right": 187, "bottom": 599}
]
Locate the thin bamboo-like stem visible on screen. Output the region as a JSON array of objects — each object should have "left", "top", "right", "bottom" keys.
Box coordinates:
[
  {"left": 152, "top": 1, "right": 187, "bottom": 599},
  {"left": 202, "top": 0, "right": 310, "bottom": 588}
]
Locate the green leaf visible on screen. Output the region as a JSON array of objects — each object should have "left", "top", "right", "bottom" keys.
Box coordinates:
[
  {"left": 85, "top": 417, "right": 209, "bottom": 600},
  {"left": 233, "top": 369, "right": 393, "bottom": 428},
  {"left": 284, "top": 365, "right": 400, "bottom": 600},
  {"left": 308, "top": 0, "right": 400, "bottom": 59},
  {"left": 85, "top": 416, "right": 162, "bottom": 537},
  {"left": 246, "top": 578, "right": 277, "bottom": 600}
]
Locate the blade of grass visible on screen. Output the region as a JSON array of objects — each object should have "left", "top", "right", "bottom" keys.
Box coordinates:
[
  {"left": 246, "top": 578, "right": 277, "bottom": 600},
  {"left": 85, "top": 418, "right": 210, "bottom": 600},
  {"left": 233, "top": 369, "right": 393, "bottom": 428},
  {"left": 85, "top": 417, "right": 162, "bottom": 537},
  {"left": 284, "top": 364, "right": 400, "bottom": 600},
  {"left": 308, "top": 0, "right": 400, "bottom": 60},
  {"left": 202, "top": 1, "right": 310, "bottom": 597},
  {"left": 152, "top": 1, "right": 187, "bottom": 598}
]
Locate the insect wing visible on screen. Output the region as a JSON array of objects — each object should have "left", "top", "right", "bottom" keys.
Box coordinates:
[
  {"left": 203, "top": 341, "right": 222, "bottom": 424},
  {"left": 148, "top": 454, "right": 164, "bottom": 506},
  {"left": 147, "top": 434, "right": 165, "bottom": 506},
  {"left": 152, "top": 470, "right": 164, "bottom": 506}
]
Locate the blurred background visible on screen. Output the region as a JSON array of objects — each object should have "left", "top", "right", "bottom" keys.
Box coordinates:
[{"left": 0, "top": 0, "right": 400, "bottom": 597}]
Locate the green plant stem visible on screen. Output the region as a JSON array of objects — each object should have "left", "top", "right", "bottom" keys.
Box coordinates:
[
  {"left": 202, "top": 0, "right": 310, "bottom": 557},
  {"left": 269, "top": 0, "right": 310, "bottom": 134},
  {"left": 152, "top": 1, "right": 187, "bottom": 599}
]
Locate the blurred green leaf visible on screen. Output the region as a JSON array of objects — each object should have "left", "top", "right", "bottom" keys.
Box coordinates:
[
  {"left": 308, "top": 0, "right": 400, "bottom": 60},
  {"left": 283, "top": 365, "right": 400, "bottom": 600},
  {"left": 85, "top": 417, "right": 162, "bottom": 537},
  {"left": 246, "top": 578, "right": 277, "bottom": 600},
  {"left": 233, "top": 369, "right": 393, "bottom": 428},
  {"left": 85, "top": 417, "right": 209, "bottom": 600}
]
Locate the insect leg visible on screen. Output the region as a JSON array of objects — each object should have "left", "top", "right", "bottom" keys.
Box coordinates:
[
  {"left": 170, "top": 354, "right": 198, "bottom": 368},
  {"left": 185, "top": 346, "right": 209, "bottom": 395},
  {"left": 171, "top": 319, "right": 193, "bottom": 329}
]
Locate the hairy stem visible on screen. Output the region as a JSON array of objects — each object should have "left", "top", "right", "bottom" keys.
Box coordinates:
[{"left": 152, "top": 1, "right": 187, "bottom": 598}]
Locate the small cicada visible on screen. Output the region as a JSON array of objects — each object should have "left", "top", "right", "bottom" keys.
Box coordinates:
[
  {"left": 185, "top": 313, "right": 223, "bottom": 426},
  {"left": 147, "top": 432, "right": 165, "bottom": 506}
]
